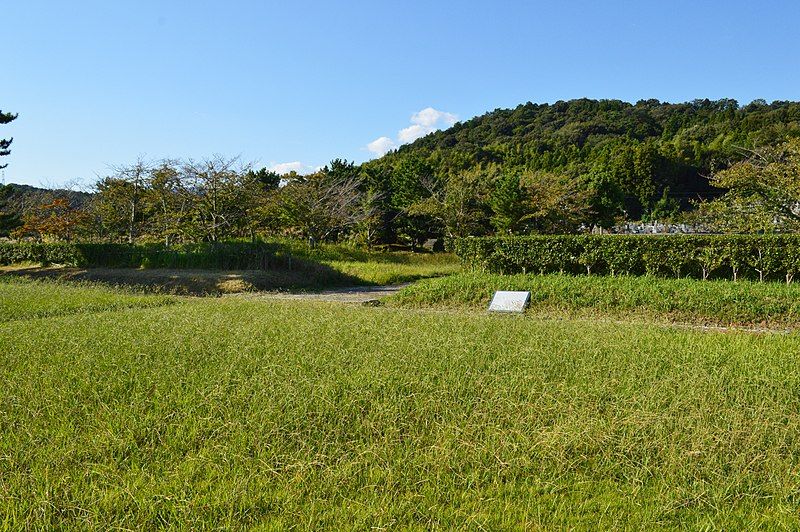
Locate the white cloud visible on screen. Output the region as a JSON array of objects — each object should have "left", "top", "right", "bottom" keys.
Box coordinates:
[
  {"left": 412, "top": 107, "right": 458, "bottom": 128},
  {"left": 269, "top": 161, "right": 315, "bottom": 175},
  {"left": 366, "top": 136, "right": 397, "bottom": 157},
  {"left": 366, "top": 107, "right": 458, "bottom": 158},
  {"left": 397, "top": 124, "right": 427, "bottom": 144}
]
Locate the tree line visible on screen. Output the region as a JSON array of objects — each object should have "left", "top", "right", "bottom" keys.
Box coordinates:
[{"left": 2, "top": 98, "right": 800, "bottom": 245}]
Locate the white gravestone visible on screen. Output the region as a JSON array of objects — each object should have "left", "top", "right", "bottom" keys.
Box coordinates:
[{"left": 488, "top": 291, "right": 530, "bottom": 313}]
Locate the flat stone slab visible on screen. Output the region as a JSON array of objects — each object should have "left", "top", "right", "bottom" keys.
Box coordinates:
[{"left": 488, "top": 291, "right": 531, "bottom": 313}]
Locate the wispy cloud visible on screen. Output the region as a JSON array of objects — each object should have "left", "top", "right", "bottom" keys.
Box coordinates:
[{"left": 366, "top": 107, "right": 458, "bottom": 157}]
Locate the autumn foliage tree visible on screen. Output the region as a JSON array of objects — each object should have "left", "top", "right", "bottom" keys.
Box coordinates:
[{"left": 13, "top": 198, "right": 89, "bottom": 242}]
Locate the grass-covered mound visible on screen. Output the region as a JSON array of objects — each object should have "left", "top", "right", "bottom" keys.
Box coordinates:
[
  {"left": 389, "top": 272, "right": 800, "bottom": 327},
  {"left": 2, "top": 282, "right": 800, "bottom": 528},
  {"left": 0, "top": 248, "right": 461, "bottom": 295}
]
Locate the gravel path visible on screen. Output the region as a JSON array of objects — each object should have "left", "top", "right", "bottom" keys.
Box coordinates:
[{"left": 233, "top": 283, "right": 410, "bottom": 304}]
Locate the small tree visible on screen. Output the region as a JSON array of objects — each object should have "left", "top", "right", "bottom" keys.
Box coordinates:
[
  {"left": 783, "top": 244, "right": 800, "bottom": 284},
  {"left": 148, "top": 160, "right": 192, "bottom": 245},
  {"left": 749, "top": 238, "right": 782, "bottom": 282},
  {"left": 354, "top": 187, "right": 385, "bottom": 249},
  {"left": 183, "top": 156, "right": 251, "bottom": 242},
  {"left": 274, "top": 172, "right": 365, "bottom": 244},
  {"left": 13, "top": 198, "right": 89, "bottom": 242},
  {"left": 577, "top": 237, "right": 604, "bottom": 275},
  {"left": 408, "top": 170, "right": 486, "bottom": 238},
  {"left": 694, "top": 240, "right": 726, "bottom": 281}
]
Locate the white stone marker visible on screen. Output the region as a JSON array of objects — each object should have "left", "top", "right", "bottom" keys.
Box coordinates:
[{"left": 488, "top": 291, "right": 531, "bottom": 313}]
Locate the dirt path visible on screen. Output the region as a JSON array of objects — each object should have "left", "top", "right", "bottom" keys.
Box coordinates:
[{"left": 230, "top": 283, "right": 411, "bottom": 304}]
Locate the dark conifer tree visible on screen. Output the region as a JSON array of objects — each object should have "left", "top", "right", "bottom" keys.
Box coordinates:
[{"left": 0, "top": 110, "right": 18, "bottom": 169}]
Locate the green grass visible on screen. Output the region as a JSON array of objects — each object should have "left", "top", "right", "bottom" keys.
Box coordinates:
[
  {"left": 3, "top": 279, "right": 800, "bottom": 528},
  {"left": 323, "top": 253, "right": 461, "bottom": 285},
  {"left": 272, "top": 239, "right": 462, "bottom": 284},
  {"left": 389, "top": 272, "right": 800, "bottom": 327},
  {"left": 0, "top": 276, "right": 175, "bottom": 322}
]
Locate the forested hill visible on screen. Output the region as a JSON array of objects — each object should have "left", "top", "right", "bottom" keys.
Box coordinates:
[
  {"left": 2, "top": 183, "right": 92, "bottom": 209},
  {"left": 372, "top": 98, "right": 800, "bottom": 219}
]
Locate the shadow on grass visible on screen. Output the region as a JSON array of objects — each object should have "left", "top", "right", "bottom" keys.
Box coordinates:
[{"left": 1, "top": 259, "right": 371, "bottom": 296}]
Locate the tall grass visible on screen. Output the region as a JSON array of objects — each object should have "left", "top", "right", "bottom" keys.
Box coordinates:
[
  {"left": 389, "top": 272, "right": 800, "bottom": 326},
  {"left": 2, "top": 281, "right": 800, "bottom": 527},
  {"left": 0, "top": 276, "right": 175, "bottom": 322}
]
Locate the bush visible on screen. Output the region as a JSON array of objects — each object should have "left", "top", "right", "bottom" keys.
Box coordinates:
[
  {"left": 0, "top": 242, "right": 311, "bottom": 271},
  {"left": 452, "top": 235, "right": 800, "bottom": 282}
]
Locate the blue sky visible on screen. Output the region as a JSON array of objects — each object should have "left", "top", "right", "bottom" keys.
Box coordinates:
[{"left": 3, "top": 0, "right": 800, "bottom": 187}]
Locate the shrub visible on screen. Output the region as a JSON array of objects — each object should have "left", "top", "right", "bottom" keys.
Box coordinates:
[
  {"left": 0, "top": 242, "right": 309, "bottom": 271},
  {"left": 452, "top": 235, "right": 800, "bottom": 283}
]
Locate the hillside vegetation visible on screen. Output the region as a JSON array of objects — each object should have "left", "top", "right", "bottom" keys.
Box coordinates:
[
  {"left": 365, "top": 98, "right": 800, "bottom": 234},
  {"left": 382, "top": 98, "right": 800, "bottom": 205}
]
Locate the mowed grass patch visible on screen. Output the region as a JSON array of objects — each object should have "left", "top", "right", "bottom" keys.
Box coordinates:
[
  {"left": 2, "top": 292, "right": 800, "bottom": 528},
  {"left": 0, "top": 276, "right": 176, "bottom": 322},
  {"left": 323, "top": 253, "right": 461, "bottom": 285},
  {"left": 389, "top": 272, "right": 800, "bottom": 327}
]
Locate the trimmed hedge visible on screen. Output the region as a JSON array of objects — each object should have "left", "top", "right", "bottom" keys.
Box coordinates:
[
  {"left": 452, "top": 235, "right": 800, "bottom": 282},
  {"left": 0, "top": 242, "right": 310, "bottom": 271}
]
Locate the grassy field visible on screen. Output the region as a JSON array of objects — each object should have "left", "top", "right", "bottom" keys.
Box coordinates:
[
  {"left": 2, "top": 278, "right": 800, "bottom": 528},
  {"left": 389, "top": 272, "right": 800, "bottom": 328}
]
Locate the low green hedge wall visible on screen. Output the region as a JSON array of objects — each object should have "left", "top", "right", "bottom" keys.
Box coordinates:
[
  {"left": 0, "top": 242, "right": 306, "bottom": 270},
  {"left": 452, "top": 235, "right": 800, "bottom": 282}
]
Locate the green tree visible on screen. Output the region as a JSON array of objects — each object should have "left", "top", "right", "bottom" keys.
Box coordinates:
[
  {"left": 584, "top": 168, "right": 624, "bottom": 230},
  {"left": 183, "top": 156, "right": 252, "bottom": 242},
  {"left": 0, "top": 110, "right": 17, "bottom": 169},
  {"left": 697, "top": 139, "right": 800, "bottom": 232},
  {"left": 247, "top": 167, "right": 281, "bottom": 191},
  {"left": 148, "top": 160, "right": 192, "bottom": 245},
  {"left": 389, "top": 156, "right": 438, "bottom": 247},
  {"left": 93, "top": 159, "right": 152, "bottom": 243},
  {"left": 643, "top": 187, "right": 681, "bottom": 223},
  {"left": 408, "top": 169, "right": 487, "bottom": 238},
  {"left": 520, "top": 171, "right": 591, "bottom": 234},
  {"left": 489, "top": 173, "right": 527, "bottom": 234}
]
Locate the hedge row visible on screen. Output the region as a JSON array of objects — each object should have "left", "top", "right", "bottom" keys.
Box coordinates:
[
  {"left": 452, "top": 235, "right": 800, "bottom": 282},
  {"left": 0, "top": 242, "right": 312, "bottom": 271}
]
